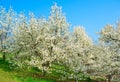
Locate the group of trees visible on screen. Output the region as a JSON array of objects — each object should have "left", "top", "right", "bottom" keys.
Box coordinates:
[{"left": 0, "top": 4, "right": 120, "bottom": 82}]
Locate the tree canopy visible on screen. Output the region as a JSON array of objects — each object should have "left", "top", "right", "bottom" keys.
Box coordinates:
[{"left": 0, "top": 4, "right": 119, "bottom": 82}]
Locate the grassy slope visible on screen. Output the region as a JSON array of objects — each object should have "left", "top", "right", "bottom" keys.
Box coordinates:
[
  {"left": 0, "top": 53, "right": 107, "bottom": 82},
  {"left": 0, "top": 53, "right": 56, "bottom": 82},
  {"left": 0, "top": 59, "right": 56, "bottom": 82},
  {"left": 0, "top": 52, "right": 16, "bottom": 82},
  {"left": 0, "top": 68, "right": 16, "bottom": 82}
]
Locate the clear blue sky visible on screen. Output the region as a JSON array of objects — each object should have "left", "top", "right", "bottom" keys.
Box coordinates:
[{"left": 0, "top": 0, "right": 120, "bottom": 41}]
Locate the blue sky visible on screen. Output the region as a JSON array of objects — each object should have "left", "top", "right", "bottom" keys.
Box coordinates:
[{"left": 0, "top": 0, "right": 120, "bottom": 41}]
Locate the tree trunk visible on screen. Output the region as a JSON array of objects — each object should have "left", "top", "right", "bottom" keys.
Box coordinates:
[
  {"left": 42, "top": 67, "right": 46, "bottom": 76},
  {"left": 106, "top": 75, "right": 112, "bottom": 82},
  {"left": 2, "top": 52, "right": 6, "bottom": 61},
  {"left": 108, "top": 78, "right": 111, "bottom": 82}
]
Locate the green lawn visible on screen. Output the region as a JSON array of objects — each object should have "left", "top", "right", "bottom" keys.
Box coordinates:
[
  {"left": 0, "top": 61, "right": 56, "bottom": 82},
  {"left": 0, "top": 53, "right": 56, "bottom": 82},
  {"left": 0, "top": 68, "right": 16, "bottom": 82},
  {"left": 0, "top": 53, "right": 107, "bottom": 82},
  {"left": 0, "top": 67, "right": 56, "bottom": 82}
]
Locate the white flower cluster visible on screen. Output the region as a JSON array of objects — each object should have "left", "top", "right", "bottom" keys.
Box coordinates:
[{"left": 0, "top": 4, "right": 119, "bottom": 81}]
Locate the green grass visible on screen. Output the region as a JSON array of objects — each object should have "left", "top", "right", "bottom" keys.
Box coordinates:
[
  {"left": 0, "top": 56, "right": 91, "bottom": 82},
  {"left": 0, "top": 68, "right": 56, "bottom": 82},
  {"left": 0, "top": 52, "right": 108, "bottom": 82},
  {"left": 0, "top": 52, "right": 57, "bottom": 82},
  {"left": 14, "top": 76, "right": 56, "bottom": 82},
  {"left": 0, "top": 60, "right": 56, "bottom": 82},
  {"left": 0, "top": 68, "right": 16, "bottom": 82}
]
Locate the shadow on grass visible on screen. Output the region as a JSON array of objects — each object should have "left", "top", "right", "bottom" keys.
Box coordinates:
[
  {"left": 14, "top": 76, "right": 57, "bottom": 82},
  {"left": 0, "top": 58, "right": 13, "bottom": 72}
]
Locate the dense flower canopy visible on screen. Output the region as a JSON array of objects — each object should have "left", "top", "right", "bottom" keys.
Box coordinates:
[{"left": 0, "top": 4, "right": 119, "bottom": 82}]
